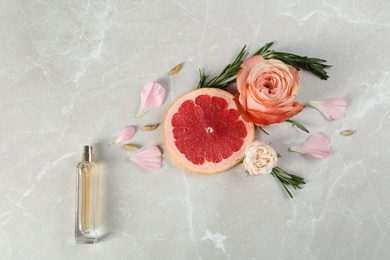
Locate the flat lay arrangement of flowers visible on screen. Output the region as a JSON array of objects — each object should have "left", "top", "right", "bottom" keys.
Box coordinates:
[{"left": 111, "top": 42, "right": 349, "bottom": 199}]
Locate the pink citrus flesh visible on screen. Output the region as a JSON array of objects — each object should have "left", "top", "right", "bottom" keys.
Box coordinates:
[{"left": 164, "top": 88, "right": 255, "bottom": 174}]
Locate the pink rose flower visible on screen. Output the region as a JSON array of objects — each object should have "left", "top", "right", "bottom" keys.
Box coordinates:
[{"left": 233, "top": 56, "right": 305, "bottom": 126}]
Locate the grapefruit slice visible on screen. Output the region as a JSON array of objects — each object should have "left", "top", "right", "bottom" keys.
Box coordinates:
[{"left": 164, "top": 88, "right": 255, "bottom": 174}]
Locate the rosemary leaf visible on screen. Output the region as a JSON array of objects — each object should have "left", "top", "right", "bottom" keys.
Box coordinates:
[
  {"left": 262, "top": 51, "right": 331, "bottom": 80},
  {"left": 271, "top": 171, "right": 293, "bottom": 198},
  {"left": 286, "top": 119, "right": 309, "bottom": 133},
  {"left": 197, "top": 45, "right": 249, "bottom": 89},
  {"left": 273, "top": 167, "right": 292, "bottom": 179},
  {"left": 253, "top": 42, "right": 275, "bottom": 56},
  {"left": 271, "top": 167, "right": 305, "bottom": 199}
]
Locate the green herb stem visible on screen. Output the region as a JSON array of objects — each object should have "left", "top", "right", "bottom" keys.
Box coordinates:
[
  {"left": 197, "top": 45, "right": 249, "bottom": 89},
  {"left": 286, "top": 119, "right": 310, "bottom": 133},
  {"left": 259, "top": 126, "right": 270, "bottom": 135},
  {"left": 197, "top": 42, "right": 331, "bottom": 89},
  {"left": 271, "top": 167, "right": 305, "bottom": 198}
]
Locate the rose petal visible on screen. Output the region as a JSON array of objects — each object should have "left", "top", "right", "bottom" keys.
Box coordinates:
[
  {"left": 110, "top": 126, "right": 136, "bottom": 145},
  {"left": 309, "top": 99, "right": 346, "bottom": 120},
  {"left": 236, "top": 70, "right": 249, "bottom": 111},
  {"left": 284, "top": 102, "right": 305, "bottom": 118},
  {"left": 241, "top": 55, "right": 265, "bottom": 71},
  {"left": 289, "top": 132, "right": 330, "bottom": 158},
  {"left": 136, "top": 82, "right": 166, "bottom": 119},
  {"left": 129, "top": 146, "right": 162, "bottom": 171},
  {"left": 234, "top": 93, "right": 271, "bottom": 126},
  {"left": 239, "top": 100, "right": 304, "bottom": 126}
]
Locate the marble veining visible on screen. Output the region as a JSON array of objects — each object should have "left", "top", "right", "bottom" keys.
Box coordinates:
[{"left": 1, "top": 0, "right": 390, "bottom": 259}]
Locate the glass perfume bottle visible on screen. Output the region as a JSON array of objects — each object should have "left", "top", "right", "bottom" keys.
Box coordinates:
[{"left": 75, "top": 145, "right": 98, "bottom": 244}]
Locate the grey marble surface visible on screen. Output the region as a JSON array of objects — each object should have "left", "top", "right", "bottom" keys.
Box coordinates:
[{"left": 1, "top": 0, "right": 390, "bottom": 259}]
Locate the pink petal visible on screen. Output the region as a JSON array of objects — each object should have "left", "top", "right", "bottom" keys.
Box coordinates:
[
  {"left": 110, "top": 126, "right": 135, "bottom": 145},
  {"left": 309, "top": 99, "right": 346, "bottom": 120},
  {"left": 241, "top": 55, "right": 265, "bottom": 71},
  {"left": 289, "top": 132, "right": 330, "bottom": 158},
  {"left": 129, "top": 146, "right": 162, "bottom": 171},
  {"left": 136, "top": 82, "right": 166, "bottom": 119}
]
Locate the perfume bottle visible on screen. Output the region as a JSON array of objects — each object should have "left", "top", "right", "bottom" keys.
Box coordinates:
[{"left": 75, "top": 145, "right": 98, "bottom": 244}]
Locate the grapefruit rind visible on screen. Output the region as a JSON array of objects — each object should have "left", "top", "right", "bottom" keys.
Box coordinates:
[{"left": 164, "top": 88, "right": 255, "bottom": 174}]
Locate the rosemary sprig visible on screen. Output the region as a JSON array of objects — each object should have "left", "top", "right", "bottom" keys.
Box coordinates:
[
  {"left": 197, "top": 42, "right": 331, "bottom": 89},
  {"left": 270, "top": 166, "right": 306, "bottom": 198},
  {"left": 197, "top": 45, "right": 249, "bottom": 89},
  {"left": 253, "top": 41, "right": 274, "bottom": 56},
  {"left": 261, "top": 49, "right": 331, "bottom": 80}
]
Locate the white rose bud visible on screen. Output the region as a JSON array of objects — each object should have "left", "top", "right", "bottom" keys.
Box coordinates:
[{"left": 243, "top": 141, "right": 278, "bottom": 175}]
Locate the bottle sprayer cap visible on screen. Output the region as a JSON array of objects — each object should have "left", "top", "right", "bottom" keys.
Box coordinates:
[{"left": 82, "top": 145, "right": 93, "bottom": 162}]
